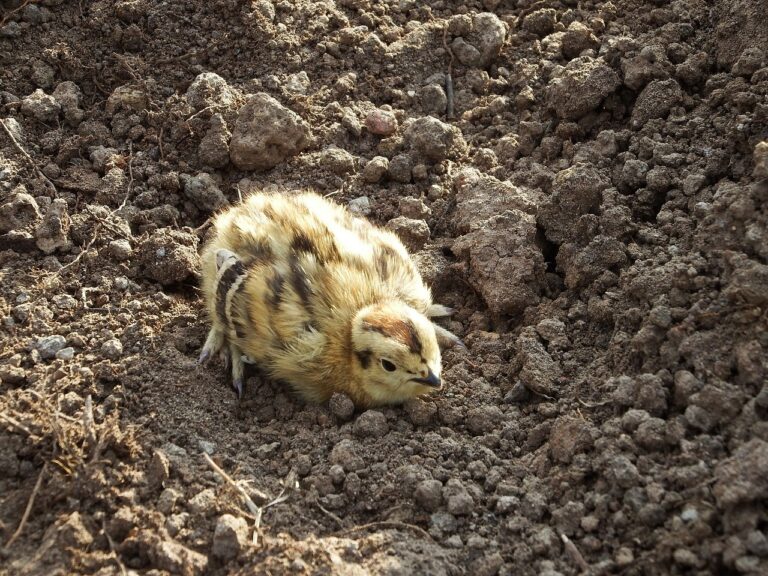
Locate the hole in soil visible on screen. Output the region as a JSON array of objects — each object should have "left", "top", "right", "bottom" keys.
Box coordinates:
[{"left": 535, "top": 224, "right": 559, "bottom": 273}]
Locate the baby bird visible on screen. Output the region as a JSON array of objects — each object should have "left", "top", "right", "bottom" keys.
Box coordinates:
[{"left": 198, "top": 191, "right": 461, "bottom": 407}]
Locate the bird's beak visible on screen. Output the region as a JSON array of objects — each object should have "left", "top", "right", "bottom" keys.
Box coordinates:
[{"left": 413, "top": 369, "right": 442, "bottom": 389}]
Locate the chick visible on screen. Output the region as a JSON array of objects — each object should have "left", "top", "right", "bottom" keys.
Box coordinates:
[{"left": 198, "top": 191, "right": 461, "bottom": 407}]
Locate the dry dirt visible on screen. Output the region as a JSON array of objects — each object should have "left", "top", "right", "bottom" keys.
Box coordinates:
[{"left": 1, "top": 1, "right": 767, "bottom": 575}]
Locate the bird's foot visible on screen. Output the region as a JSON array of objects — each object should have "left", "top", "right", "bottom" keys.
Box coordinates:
[
  {"left": 198, "top": 327, "right": 225, "bottom": 364},
  {"left": 230, "top": 344, "right": 245, "bottom": 399}
]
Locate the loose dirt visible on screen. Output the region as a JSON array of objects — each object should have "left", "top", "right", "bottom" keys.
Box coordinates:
[{"left": 1, "top": 1, "right": 767, "bottom": 574}]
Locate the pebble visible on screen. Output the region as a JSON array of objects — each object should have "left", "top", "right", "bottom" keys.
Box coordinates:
[
  {"left": 52, "top": 294, "right": 77, "bottom": 310},
  {"left": 387, "top": 154, "right": 413, "bottom": 183},
  {"left": 35, "top": 335, "right": 66, "bottom": 360},
  {"left": 330, "top": 439, "right": 365, "bottom": 472},
  {"left": 404, "top": 397, "right": 438, "bottom": 426},
  {"left": 230, "top": 93, "right": 311, "bottom": 171},
  {"left": 188, "top": 488, "right": 217, "bottom": 516},
  {"left": 405, "top": 116, "right": 467, "bottom": 163},
  {"left": 181, "top": 172, "right": 228, "bottom": 213},
  {"left": 101, "top": 338, "right": 123, "bottom": 360},
  {"left": 185, "top": 72, "right": 238, "bottom": 111},
  {"left": 21, "top": 88, "right": 61, "bottom": 122},
  {"left": 353, "top": 410, "right": 388, "bottom": 437},
  {"left": 466, "top": 405, "right": 504, "bottom": 436},
  {"left": 385, "top": 216, "right": 429, "bottom": 252},
  {"left": 212, "top": 514, "right": 249, "bottom": 561},
  {"left": 442, "top": 478, "right": 474, "bottom": 515},
  {"left": 148, "top": 450, "right": 170, "bottom": 491},
  {"left": 55, "top": 347, "right": 75, "bottom": 361},
  {"left": 365, "top": 109, "right": 398, "bottom": 136},
  {"left": 329, "top": 392, "right": 355, "bottom": 421},
  {"left": 414, "top": 479, "right": 443, "bottom": 511},
  {"left": 362, "top": 156, "right": 389, "bottom": 183},
  {"left": 348, "top": 196, "right": 372, "bottom": 216},
  {"left": 157, "top": 487, "right": 181, "bottom": 515},
  {"left": 108, "top": 238, "right": 133, "bottom": 261}
]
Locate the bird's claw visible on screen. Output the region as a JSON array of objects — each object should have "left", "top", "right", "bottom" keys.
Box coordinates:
[
  {"left": 197, "top": 349, "right": 211, "bottom": 365},
  {"left": 233, "top": 378, "right": 244, "bottom": 399}
]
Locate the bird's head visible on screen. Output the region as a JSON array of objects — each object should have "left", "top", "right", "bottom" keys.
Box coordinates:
[{"left": 350, "top": 301, "right": 442, "bottom": 405}]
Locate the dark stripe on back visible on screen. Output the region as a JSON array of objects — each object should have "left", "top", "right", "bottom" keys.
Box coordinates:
[
  {"left": 375, "top": 245, "right": 397, "bottom": 279},
  {"left": 267, "top": 270, "right": 285, "bottom": 308},
  {"left": 244, "top": 239, "right": 273, "bottom": 265},
  {"left": 216, "top": 261, "right": 246, "bottom": 325},
  {"left": 289, "top": 254, "right": 312, "bottom": 306}
]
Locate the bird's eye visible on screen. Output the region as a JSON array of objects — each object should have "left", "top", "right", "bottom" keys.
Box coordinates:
[{"left": 381, "top": 359, "right": 397, "bottom": 372}]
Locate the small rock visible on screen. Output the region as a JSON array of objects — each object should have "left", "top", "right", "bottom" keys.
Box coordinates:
[
  {"left": 59, "top": 391, "right": 82, "bottom": 414},
  {"left": 137, "top": 228, "right": 199, "bottom": 285},
  {"left": 188, "top": 488, "right": 217, "bottom": 516},
  {"left": 414, "top": 479, "right": 443, "bottom": 511},
  {"left": 186, "top": 72, "right": 239, "bottom": 112},
  {"left": 148, "top": 450, "right": 170, "bottom": 491},
  {"left": 181, "top": 173, "right": 228, "bottom": 213},
  {"left": 443, "top": 478, "right": 474, "bottom": 515},
  {"left": 108, "top": 238, "right": 133, "bottom": 261},
  {"left": 521, "top": 8, "right": 557, "bottom": 37},
  {"left": 198, "top": 114, "right": 231, "bottom": 169},
  {"left": 713, "top": 439, "right": 768, "bottom": 508},
  {"left": 212, "top": 514, "right": 249, "bottom": 561},
  {"left": 230, "top": 93, "right": 310, "bottom": 170},
  {"left": 318, "top": 146, "right": 355, "bottom": 175},
  {"left": 466, "top": 405, "right": 503, "bottom": 435},
  {"left": 732, "top": 47, "right": 765, "bottom": 77},
  {"left": 105, "top": 85, "right": 148, "bottom": 115},
  {"left": 399, "top": 197, "right": 431, "bottom": 220},
  {"left": 285, "top": 71, "right": 310, "bottom": 94},
  {"left": 157, "top": 488, "right": 181, "bottom": 515},
  {"left": 0, "top": 189, "right": 40, "bottom": 234},
  {"left": 21, "top": 88, "right": 61, "bottom": 122},
  {"left": 330, "top": 439, "right": 364, "bottom": 471},
  {"left": 147, "top": 534, "right": 208, "bottom": 576},
  {"left": 405, "top": 116, "right": 467, "bottom": 162},
  {"left": 55, "top": 347, "right": 75, "bottom": 361},
  {"left": 419, "top": 84, "right": 447, "bottom": 115},
  {"left": 459, "top": 12, "right": 507, "bottom": 68},
  {"left": 35, "top": 335, "right": 66, "bottom": 360},
  {"left": 362, "top": 156, "right": 388, "bottom": 183},
  {"left": 673, "top": 548, "right": 701, "bottom": 567},
  {"left": 0, "top": 366, "right": 26, "bottom": 385},
  {"left": 35, "top": 199, "right": 71, "bottom": 254},
  {"left": 404, "top": 397, "right": 438, "bottom": 426},
  {"left": 546, "top": 56, "right": 621, "bottom": 120},
  {"left": 388, "top": 154, "right": 413, "bottom": 183},
  {"left": 385, "top": 216, "right": 430, "bottom": 252},
  {"left": 198, "top": 440, "right": 216, "bottom": 455},
  {"left": 365, "top": 109, "right": 398, "bottom": 136},
  {"left": 52, "top": 81, "right": 84, "bottom": 125},
  {"left": 561, "top": 21, "right": 599, "bottom": 60},
  {"left": 353, "top": 410, "right": 388, "bottom": 437},
  {"left": 101, "top": 338, "right": 123, "bottom": 360},
  {"left": 631, "top": 79, "right": 682, "bottom": 128},
  {"left": 329, "top": 392, "right": 355, "bottom": 421},
  {"left": 347, "top": 196, "right": 372, "bottom": 216},
  {"left": 549, "top": 416, "right": 595, "bottom": 463}
]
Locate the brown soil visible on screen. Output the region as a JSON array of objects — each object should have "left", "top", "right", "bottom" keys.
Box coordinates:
[{"left": 1, "top": 1, "right": 767, "bottom": 575}]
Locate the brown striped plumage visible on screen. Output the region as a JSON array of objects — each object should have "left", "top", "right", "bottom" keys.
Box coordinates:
[{"left": 199, "top": 192, "right": 460, "bottom": 407}]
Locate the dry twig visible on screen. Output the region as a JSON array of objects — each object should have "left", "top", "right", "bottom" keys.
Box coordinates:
[
  {"left": 338, "top": 521, "right": 433, "bottom": 542},
  {"left": 0, "top": 117, "right": 57, "bottom": 194},
  {"left": 4, "top": 462, "right": 48, "bottom": 549},
  {"left": 442, "top": 25, "right": 455, "bottom": 120},
  {"left": 0, "top": 412, "right": 35, "bottom": 437},
  {"left": 202, "top": 453, "right": 266, "bottom": 515},
  {"left": 561, "top": 532, "right": 591, "bottom": 574},
  {"left": 102, "top": 520, "right": 128, "bottom": 576}
]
